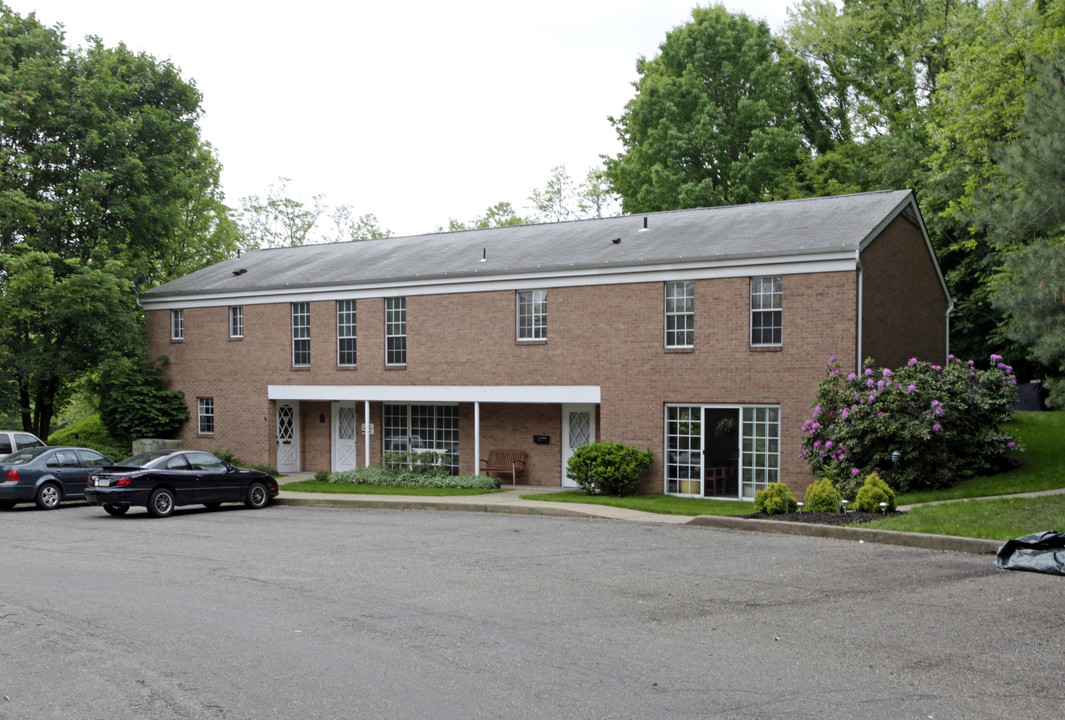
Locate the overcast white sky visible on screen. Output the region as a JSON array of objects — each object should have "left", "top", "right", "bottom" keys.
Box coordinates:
[{"left": 12, "top": 1, "right": 794, "bottom": 236}]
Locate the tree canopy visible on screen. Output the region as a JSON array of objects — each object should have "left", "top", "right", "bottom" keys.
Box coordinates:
[
  {"left": 604, "top": 4, "right": 831, "bottom": 212},
  {"left": 0, "top": 4, "right": 229, "bottom": 435}
]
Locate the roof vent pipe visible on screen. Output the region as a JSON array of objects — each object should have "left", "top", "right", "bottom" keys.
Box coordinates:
[
  {"left": 480, "top": 248, "right": 487, "bottom": 262},
  {"left": 639, "top": 216, "right": 649, "bottom": 232}
]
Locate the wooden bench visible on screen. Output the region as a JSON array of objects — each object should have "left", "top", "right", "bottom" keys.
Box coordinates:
[{"left": 479, "top": 449, "right": 527, "bottom": 486}]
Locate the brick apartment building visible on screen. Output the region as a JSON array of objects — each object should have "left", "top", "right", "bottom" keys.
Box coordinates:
[{"left": 139, "top": 190, "right": 950, "bottom": 498}]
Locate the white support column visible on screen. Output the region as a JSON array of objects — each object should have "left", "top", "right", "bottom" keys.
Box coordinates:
[
  {"left": 474, "top": 401, "right": 481, "bottom": 476},
  {"left": 364, "top": 400, "right": 371, "bottom": 468}
]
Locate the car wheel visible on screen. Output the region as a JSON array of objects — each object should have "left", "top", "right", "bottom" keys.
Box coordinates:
[
  {"left": 245, "top": 481, "right": 269, "bottom": 509},
  {"left": 35, "top": 483, "right": 62, "bottom": 510},
  {"left": 147, "top": 488, "right": 175, "bottom": 518},
  {"left": 103, "top": 504, "right": 129, "bottom": 517},
  {"left": 0, "top": 501, "right": 15, "bottom": 511}
]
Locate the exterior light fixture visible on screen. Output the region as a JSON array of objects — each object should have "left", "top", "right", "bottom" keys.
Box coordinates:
[
  {"left": 841, "top": 499, "right": 849, "bottom": 514},
  {"left": 879, "top": 501, "right": 889, "bottom": 514},
  {"left": 891, "top": 450, "right": 901, "bottom": 466},
  {"left": 796, "top": 501, "right": 804, "bottom": 513}
]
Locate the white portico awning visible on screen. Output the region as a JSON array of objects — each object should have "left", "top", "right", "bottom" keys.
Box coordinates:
[{"left": 267, "top": 385, "right": 602, "bottom": 404}]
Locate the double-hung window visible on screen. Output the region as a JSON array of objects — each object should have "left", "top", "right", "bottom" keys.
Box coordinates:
[
  {"left": 337, "top": 300, "right": 357, "bottom": 366},
  {"left": 229, "top": 306, "right": 244, "bottom": 339},
  {"left": 198, "top": 397, "right": 214, "bottom": 434},
  {"left": 750, "top": 276, "right": 782, "bottom": 346},
  {"left": 665, "top": 281, "right": 694, "bottom": 348},
  {"left": 385, "top": 297, "right": 406, "bottom": 366},
  {"left": 292, "top": 302, "right": 310, "bottom": 366},
  {"left": 517, "top": 290, "right": 547, "bottom": 341},
  {"left": 171, "top": 309, "right": 184, "bottom": 340}
]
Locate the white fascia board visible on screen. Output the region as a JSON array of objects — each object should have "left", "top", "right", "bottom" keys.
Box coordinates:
[
  {"left": 140, "top": 251, "right": 857, "bottom": 311},
  {"left": 268, "top": 384, "right": 602, "bottom": 405}
]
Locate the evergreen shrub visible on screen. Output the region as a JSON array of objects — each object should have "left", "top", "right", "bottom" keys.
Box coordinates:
[
  {"left": 804, "top": 477, "right": 842, "bottom": 513},
  {"left": 754, "top": 482, "right": 798, "bottom": 514},
  {"left": 853, "top": 472, "right": 897, "bottom": 512}
]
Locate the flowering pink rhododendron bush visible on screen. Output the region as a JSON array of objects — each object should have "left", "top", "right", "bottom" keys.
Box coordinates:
[{"left": 800, "top": 355, "right": 1021, "bottom": 495}]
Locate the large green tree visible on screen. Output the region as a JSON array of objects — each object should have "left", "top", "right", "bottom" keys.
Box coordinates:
[
  {"left": 605, "top": 4, "right": 831, "bottom": 212},
  {"left": 0, "top": 4, "right": 230, "bottom": 435}
]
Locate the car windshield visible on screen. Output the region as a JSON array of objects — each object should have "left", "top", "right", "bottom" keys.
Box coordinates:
[
  {"left": 116, "top": 451, "right": 173, "bottom": 468},
  {"left": 3, "top": 446, "right": 51, "bottom": 465}
]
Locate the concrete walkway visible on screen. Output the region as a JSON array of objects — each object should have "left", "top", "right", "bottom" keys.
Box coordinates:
[{"left": 273, "top": 474, "right": 1062, "bottom": 555}]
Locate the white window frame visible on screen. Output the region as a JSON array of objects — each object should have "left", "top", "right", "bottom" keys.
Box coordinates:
[
  {"left": 383, "top": 403, "right": 458, "bottom": 474},
  {"left": 750, "top": 276, "right": 783, "bottom": 347},
  {"left": 663, "top": 403, "right": 780, "bottom": 499},
  {"left": 337, "top": 300, "right": 357, "bottom": 366},
  {"left": 229, "top": 306, "right": 244, "bottom": 339},
  {"left": 171, "top": 309, "right": 184, "bottom": 340},
  {"left": 664, "top": 281, "right": 694, "bottom": 348},
  {"left": 385, "top": 297, "right": 406, "bottom": 366},
  {"left": 198, "top": 397, "right": 214, "bottom": 435},
  {"left": 292, "top": 302, "right": 310, "bottom": 367},
  {"left": 516, "top": 289, "right": 547, "bottom": 341}
]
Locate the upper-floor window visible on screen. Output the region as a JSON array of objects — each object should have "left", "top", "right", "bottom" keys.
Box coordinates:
[
  {"left": 292, "top": 302, "right": 310, "bottom": 366},
  {"left": 385, "top": 297, "right": 406, "bottom": 366},
  {"left": 664, "top": 281, "right": 694, "bottom": 348},
  {"left": 229, "top": 306, "right": 244, "bottom": 339},
  {"left": 750, "top": 276, "right": 782, "bottom": 346},
  {"left": 171, "top": 309, "right": 184, "bottom": 340},
  {"left": 337, "top": 299, "right": 357, "bottom": 366},
  {"left": 517, "top": 289, "right": 547, "bottom": 341},
  {"left": 198, "top": 397, "right": 214, "bottom": 434}
]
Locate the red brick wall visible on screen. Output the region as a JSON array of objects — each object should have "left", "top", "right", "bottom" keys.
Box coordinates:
[
  {"left": 147, "top": 259, "right": 946, "bottom": 497},
  {"left": 861, "top": 216, "right": 949, "bottom": 368}
]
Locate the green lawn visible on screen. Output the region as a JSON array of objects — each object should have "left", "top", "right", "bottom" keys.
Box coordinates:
[
  {"left": 858, "top": 494, "right": 1065, "bottom": 541},
  {"left": 527, "top": 411, "right": 1065, "bottom": 539},
  {"left": 279, "top": 479, "right": 499, "bottom": 497},
  {"left": 520, "top": 490, "right": 755, "bottom": 516},
  {"left": 895, "top": 411, "right": 1065, "bottom": 505}
]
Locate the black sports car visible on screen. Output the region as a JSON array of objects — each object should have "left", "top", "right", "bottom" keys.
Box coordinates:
[{"left": 85, "top": 450, "right": 279, "bottom": 518}]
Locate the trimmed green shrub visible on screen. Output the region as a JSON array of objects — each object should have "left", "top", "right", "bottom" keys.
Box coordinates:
[
  {"left": 314, "top": 470, "right": 330, "bottom": 482},
  {"left": 329, "top": 466, "right": 498, "bottom": 489},
  {"left": 48, "top": 414, "right": 130, "bottom": 461},
  {"left": 804, "top": 477, "right": 842, "bottom": 513},
  {"left": 754, "top": 482, "right": 799, "bottom": 514},
  {"left": 853, "top": 472, "right": 897, "bottom": 512},
  {"left": 566, "top": 443, "right": 654, "bottom": 496}
]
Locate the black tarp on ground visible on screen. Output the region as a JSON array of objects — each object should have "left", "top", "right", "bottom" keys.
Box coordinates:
[{"left": 995, "top": 531, "right": 1065, "bottom": 575}]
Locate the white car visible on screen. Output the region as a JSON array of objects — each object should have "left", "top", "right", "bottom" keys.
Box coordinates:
[{"left": 0, "top": 430, "right": 46, "bottom": 457}]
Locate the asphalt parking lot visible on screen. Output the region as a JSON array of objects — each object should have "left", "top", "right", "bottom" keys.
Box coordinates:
[{"left": 2, "top": 502, "right": 1062, "bottom": 719}]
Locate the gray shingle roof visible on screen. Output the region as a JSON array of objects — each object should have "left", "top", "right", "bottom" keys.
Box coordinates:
[{"left": 140, "top": 190, "right": 916, "bottom": 299}]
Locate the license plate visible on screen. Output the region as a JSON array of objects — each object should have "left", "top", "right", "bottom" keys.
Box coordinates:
[{"left": 95, "top": 478, "right": 110, "bottom": 487}]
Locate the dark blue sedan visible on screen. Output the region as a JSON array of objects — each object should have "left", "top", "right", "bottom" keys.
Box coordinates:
[
  {"left": 0, "top": 446, "right": 114, "bottom": 510},
  {"left": 84, "top": 450, "right": 279, "bottom": 518}
]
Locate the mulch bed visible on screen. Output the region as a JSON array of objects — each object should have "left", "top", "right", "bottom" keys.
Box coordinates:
[{"left": 743, "top": 510, "right": 907, "bottom": 526}]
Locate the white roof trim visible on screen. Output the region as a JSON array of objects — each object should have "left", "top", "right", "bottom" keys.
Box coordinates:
[
  {"left": 141, "top": 252, "right": 857, "bottom": 310},
  {"left": 268, "top": 384, "right": 602, "bottom": 405}
]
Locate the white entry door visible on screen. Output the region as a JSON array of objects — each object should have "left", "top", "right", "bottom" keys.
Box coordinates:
[
  {"left": 561, "top": 404, "right": 595, "bottom": 487},
  {"left": 332, "top": 402, "right": 358, "bottom": 472},
  {"left": 276, "top": 402, "right": 300, "bottom": 473}
]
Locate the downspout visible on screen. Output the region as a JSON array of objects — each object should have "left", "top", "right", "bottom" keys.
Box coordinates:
[
  {"left": 945, "top": 298, "right": 956, "bottom": 363},
  {"left": 474, "top": 402, "right": 481, "bottom": 476},
  {"left": 364, "top": 400, "right": 370, "bottom": 469},
  {"left": 855, "top": 249, "right": 863, "bottom": 374}
]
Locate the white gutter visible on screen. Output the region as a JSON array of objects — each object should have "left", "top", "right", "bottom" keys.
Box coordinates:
[{"left": 945, "top": 298, "right": 956, "bottom": 362}]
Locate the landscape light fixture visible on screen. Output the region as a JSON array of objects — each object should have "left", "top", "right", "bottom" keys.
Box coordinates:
[
  {"left": 891, "top": 450, "right": 901, "bottom": 466},
  {"left": 841, "top": 499, "right": 849, "bottom": 514}
]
